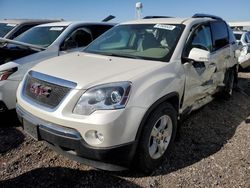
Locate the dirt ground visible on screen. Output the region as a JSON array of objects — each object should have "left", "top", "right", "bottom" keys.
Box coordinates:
[{"left": 0, "top": 71, "right": 250, "bottom": 188}]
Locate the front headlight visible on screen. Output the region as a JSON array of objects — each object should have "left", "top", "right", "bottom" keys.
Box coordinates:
[{"left": 73, "top": 82, "right": 132, "bottom": 115}]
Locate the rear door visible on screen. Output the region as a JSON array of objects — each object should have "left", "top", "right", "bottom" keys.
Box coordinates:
[{"left": 209, "top": 20, "right": 231, "bottom": 85}]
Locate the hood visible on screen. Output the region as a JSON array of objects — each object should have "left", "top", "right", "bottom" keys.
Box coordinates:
[{"left": 31, "top": 52, "right": 165, "bottom": 89}]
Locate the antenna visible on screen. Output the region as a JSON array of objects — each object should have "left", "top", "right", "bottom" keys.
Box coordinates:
[{"left": 135, "top": 2, "right": 143, "bottom": 19}]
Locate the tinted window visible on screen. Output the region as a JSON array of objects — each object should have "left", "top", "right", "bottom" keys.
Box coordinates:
[
  {"left": 184, "top": 24, "right": 212, "bottom": 57},
  {"left": 228, "top": 28, "right": 236, "bottom": 44},
  {"left": 210, "top": 21, "right": 229, "bottom": 50},
  {"left": 0, "top": 23, "right": 17, "bottom": 37},
  {"left": 85, "top": 25, "right": 114, "bottom": 39},
  {"left": 61, "top": 28, "right": 93, "bottom": 50}
]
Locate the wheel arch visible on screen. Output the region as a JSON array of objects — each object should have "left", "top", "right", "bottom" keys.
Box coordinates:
[{"left": 135, "top": 92, "right": 179, "bottom": 141}]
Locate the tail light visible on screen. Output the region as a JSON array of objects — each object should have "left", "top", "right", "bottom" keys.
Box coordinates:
[{"left": 0, "top": 67, "right": 18, "bottom": 81}]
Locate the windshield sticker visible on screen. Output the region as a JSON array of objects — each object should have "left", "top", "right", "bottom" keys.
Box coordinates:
[
  {"left": 49, "top": 27, "right": 64, "bottom": 31},
  {"left": 7, "top": 23, "right": 17, "bottom": 27},
  {"left": 154, "top": 24, "right": 176, "bottom": 30}
]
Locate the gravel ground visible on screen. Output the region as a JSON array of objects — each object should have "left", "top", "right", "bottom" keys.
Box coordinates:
[{"left": 0, "top": 72, "right": 250, "bottom": 188}]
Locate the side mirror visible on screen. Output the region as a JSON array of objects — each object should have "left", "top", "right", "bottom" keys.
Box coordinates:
[{"left": 183, "top": 47, "right": 210, "bottom": 64}]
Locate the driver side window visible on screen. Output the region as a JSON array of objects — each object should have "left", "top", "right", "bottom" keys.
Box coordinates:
[
  {"left": 184, "top": 25, "right": 212, "bottom": 57},
  {"left": 60, "top": 28, "right": 93, "bottom": 51}
]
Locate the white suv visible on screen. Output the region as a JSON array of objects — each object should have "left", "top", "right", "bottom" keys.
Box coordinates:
[{"left": 16, "top": 14, "right": 238, "bottom": 173}]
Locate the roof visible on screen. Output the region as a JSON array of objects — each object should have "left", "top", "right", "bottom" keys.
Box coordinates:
[
  {"left": 122, "top": 18, "right": 188, "bottom": 25},
  {"left": 120, "top": 17, "right": 216, "bottom": 25},
  {"left": 0, "top": 19, "right": 61, "bottom": 25},
  {"left": 36, "top": 21, "right": 116, "bottom": 27}
]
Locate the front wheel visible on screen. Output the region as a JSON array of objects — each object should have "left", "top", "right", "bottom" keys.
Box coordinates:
[{"left": 136, "top": 103, "right": 177, "bottom": 173}]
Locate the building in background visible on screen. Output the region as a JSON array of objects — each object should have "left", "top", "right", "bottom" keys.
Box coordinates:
[{"left": 229, "top": 21, "right": 250, "bottom": 31}]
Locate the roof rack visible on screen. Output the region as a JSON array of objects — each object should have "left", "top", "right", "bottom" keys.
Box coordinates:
[
  {"left": 192, "top": 13, "right": 223, "bottom": 20},
  {"left": 143, "top": 16, "right": 172, "bottom": 19}
]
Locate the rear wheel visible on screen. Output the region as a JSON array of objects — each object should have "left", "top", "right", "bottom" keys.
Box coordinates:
[
  {"left": 136, "top": 103, "right": 177, "bottom": 173},
  {"left": 223, "top": 69, "right": 236, "bottom": 99}
]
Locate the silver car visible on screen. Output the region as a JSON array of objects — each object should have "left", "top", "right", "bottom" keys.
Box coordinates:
[
  {"left": 233, "top": 30, "right": 250, "bottom": 69},
  {"left": 0, "top": 21, "right": 115, "bottom": 112},
  {"left": 0, "top": 19, "right": 60, "bottom": 40}
]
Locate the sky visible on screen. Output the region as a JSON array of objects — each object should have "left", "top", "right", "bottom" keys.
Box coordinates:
[{"left": 0, "top": 0, "right": 249, "bottom": 23}]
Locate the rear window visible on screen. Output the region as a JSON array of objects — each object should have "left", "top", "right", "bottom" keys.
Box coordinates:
[
  {"left": 210, "top": 21, "right": 229, "bottom": 50},
  {"left": 234, "top": 33, "right": 242, "bottom": 41}
]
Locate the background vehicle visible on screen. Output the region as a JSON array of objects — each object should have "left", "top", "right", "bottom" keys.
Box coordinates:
[
  {"left": 233, "top": 30, "right": 250, "bottom": 69},
  {"left": 0, "top": 21, "right": 115, "bottom": 112},
  {"left": 16, "top": 14, "right": 238, "bottom": 173},
  {"left": 0, "top": 19, "right": 60, "bottom": 40}
]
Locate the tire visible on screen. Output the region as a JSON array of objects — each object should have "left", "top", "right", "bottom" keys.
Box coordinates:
[
  {"left": 136, "top": 103, "right": 177, "bottom": 173},
  {"left": 223, "top": 69, "right": 235, "bottom": 99}
]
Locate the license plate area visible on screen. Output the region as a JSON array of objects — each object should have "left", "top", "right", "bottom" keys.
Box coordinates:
[{"left": 23, "top": 119, "right": 39, "bottom": 140}]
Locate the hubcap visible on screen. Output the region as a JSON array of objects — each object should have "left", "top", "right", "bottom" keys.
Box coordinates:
[{"left": 148, "top": 115, "right": 173, "bottom": 159}]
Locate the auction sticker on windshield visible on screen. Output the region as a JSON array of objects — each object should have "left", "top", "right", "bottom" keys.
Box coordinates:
[
  {"left": 7, "top": 23, "right": 17, "bottom": 27},
  {"left": 49, "top": 27, "right": 64, "bottom": 31},
  {"left": 154, "top": 24, "right": 176, "bottom": 30}
]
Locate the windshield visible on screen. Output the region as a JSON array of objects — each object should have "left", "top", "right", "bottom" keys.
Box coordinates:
[
  {"left": 14, "top": 26, "right": 66, "bottom": 47},
  {"left": 0, "top": 23, "right": 17, "bottom": 37},
  {"left": 85, "top": 24, "right": 184, "bottom": 62}
]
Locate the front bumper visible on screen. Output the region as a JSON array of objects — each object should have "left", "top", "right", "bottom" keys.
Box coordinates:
[{"left": 16, "top": 105, "right": 137, "bottom": 171}]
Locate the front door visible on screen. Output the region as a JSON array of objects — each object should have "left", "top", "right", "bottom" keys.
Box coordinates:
[{"left": 182, "top": 23, "right": 216, "bottom": 110}]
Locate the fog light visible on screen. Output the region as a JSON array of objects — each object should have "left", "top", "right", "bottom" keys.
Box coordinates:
[{"left": 85, "top": 130, "right": 104, "bottom": 145}]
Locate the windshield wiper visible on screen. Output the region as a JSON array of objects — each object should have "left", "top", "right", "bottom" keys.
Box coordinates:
[
  {"left": 0, "top": 37, "right": 46, "bottom": 51},
  {"left": 93, "top": 51, "right": 142, "bottom": 59}
]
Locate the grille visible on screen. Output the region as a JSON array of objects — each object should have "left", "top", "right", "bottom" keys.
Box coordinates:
[{"left": 23, "top": 74, "right": 71, "bottom": 109}]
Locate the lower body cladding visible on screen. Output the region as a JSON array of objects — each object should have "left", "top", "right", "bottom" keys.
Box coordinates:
[{"left": 16, "top": 105, "right": 138, "bottom": 171}]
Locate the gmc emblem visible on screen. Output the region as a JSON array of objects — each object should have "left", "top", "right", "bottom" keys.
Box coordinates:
[{"left": 30, "top": 83, "right": 52, "bottom": 98}]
